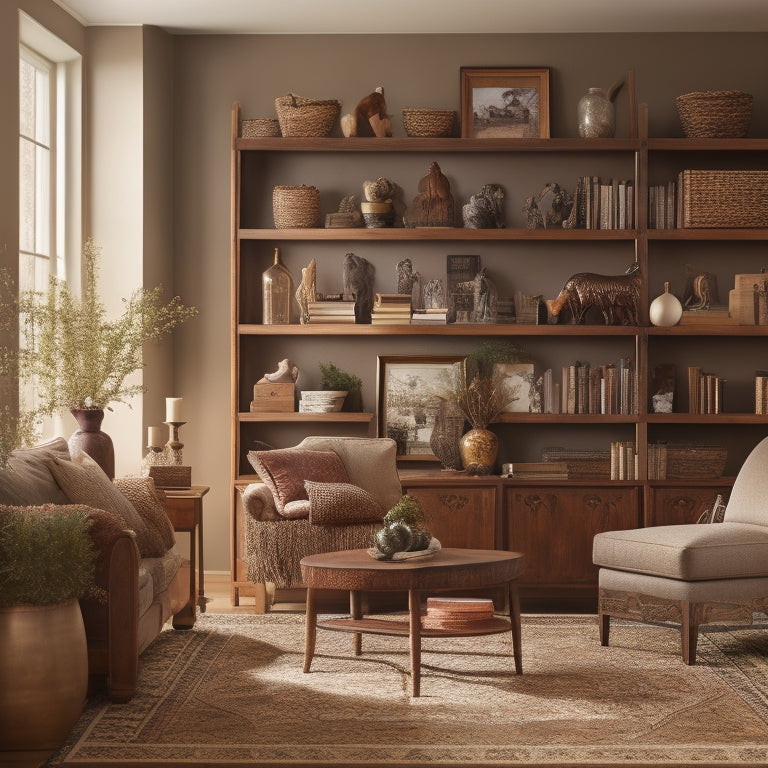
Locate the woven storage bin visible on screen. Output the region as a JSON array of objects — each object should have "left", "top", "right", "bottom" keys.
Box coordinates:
[
  {"left": 273, "top": 185, "right": 320, "bottom": 228},
  {"left": 676, "top": 91, "right": 753, "bottom": 138},
  {"left": 665, "top": 444, "right": 727, "bottom": 479},
  {"left": 402, "top": 108, "right": 456, "bottom": 138},
  {"left": 679, "top": 169, "right": 768, "bottom": 228},
  {"left": 274, "top": 94, "right": 340, "bottom": 137},
  {"left": 241, "top": 118, "right": 281, "bottom": 138}
]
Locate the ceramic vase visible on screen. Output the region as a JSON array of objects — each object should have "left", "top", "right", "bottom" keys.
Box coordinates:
[
  {"left": 459, "top": 428, "right": 498, "bottom": 473},
  {"left": 649, "top": 282, "right": 683, "bottom": 327},
  {"left": 69, "top": 408, "right": 115, "bottom": 479},
  {"left": 578, "top": 88, "right": 615, "bottom": 138}
]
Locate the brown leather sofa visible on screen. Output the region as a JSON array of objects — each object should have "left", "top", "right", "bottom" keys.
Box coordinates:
[{"left": 0, "top": 438, "right": 191, "bottom": 701}]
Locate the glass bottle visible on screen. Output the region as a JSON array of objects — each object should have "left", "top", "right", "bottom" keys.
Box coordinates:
[{"left": 262, "top": 247, "right": 293, "bottom": 325}]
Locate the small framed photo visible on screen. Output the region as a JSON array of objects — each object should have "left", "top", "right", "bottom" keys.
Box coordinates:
[
  {"left": 377, "top": 355, "right": 465, "bottom": 460},
  {"left": 496, "top": 362, "right": 538, "bottom": 413},
  {"left": 460, "top": 67, "right": 550, "bottom": 139}
]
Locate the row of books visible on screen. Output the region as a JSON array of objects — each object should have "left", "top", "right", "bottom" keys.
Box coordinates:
[
  {"left": 541, "top": 358, "right": 637, "bottom": 415},
  {"left": 610, "top": 441, "right": 638, "bottom": 480},
  {"left": 571, "top": 175, "right": 635, "bottom": 230},
  {"left": 688, "top": 366, "right": 724, "bottom": 414},
  {"left": 648, "top": 182, "right": 677, "bottom": 229},
  {"left": 756, "top": 371, "right": 768, "bottom": 414}
]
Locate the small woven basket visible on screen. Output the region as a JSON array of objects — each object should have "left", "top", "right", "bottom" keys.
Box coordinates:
[
  {"left": 241, "top": 118, "right": 281, "bottom": 138},
  {"left": 273, "top": 185, "right": 320, "bottom": 228},
  {"left": 675, "top": 91, "right": 753, "bottom": 138},
  {"left": 402, "top": 108, "right": 456, "bottom": 138},
  {"left": 274, "top": 94, "right": 340, "bottom": 137}
]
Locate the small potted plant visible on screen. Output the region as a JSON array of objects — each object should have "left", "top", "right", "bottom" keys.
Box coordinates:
[
  {"left": 319, "top": 361, "right": 363, "bottom": 412},
  {"left": 0, "top": 506, "right": 98, "bottom": 754}
]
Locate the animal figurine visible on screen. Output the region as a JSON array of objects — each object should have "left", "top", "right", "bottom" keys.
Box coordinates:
[
  {"left": 363, "top": 177, "right": 396, "bottom": 203},
  {"left": 257, "top": 358, "right": 299, "bottom": 384},
  {"left": 462, "top": 184, "right": 506, "bottom": 229},
  {"left": 523, "top": 182, "right": 574, "bottom": 229},
  {"left": 295, "top": 258, "right": 316, "bottom": 325},
  {"left": 403, "top": 162, "right": 454, "bottom": 227},
  {"left": 546, "top": 263, "right": 640, "bottom": 325},
  {"left": 423, "top": 278, "right": 446, "bottom": 310},
  {"left": 342, "top": 252, "right": 375, "bottom": 323},
  {"left": 341, "top": 87, "right": 392, "bottom": 138}
]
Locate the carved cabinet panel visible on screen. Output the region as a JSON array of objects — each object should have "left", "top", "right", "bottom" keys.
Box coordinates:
[
  {"left": 504, "top": 486, "right": 640, "bottom": 599},
  {"left": 646, "top": 486, "right": 732, "bottom": 527}
]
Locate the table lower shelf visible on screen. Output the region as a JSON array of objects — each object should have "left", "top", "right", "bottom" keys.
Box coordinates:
[{"left": 317, "top": 615, "right": 512, "bottom": 638}]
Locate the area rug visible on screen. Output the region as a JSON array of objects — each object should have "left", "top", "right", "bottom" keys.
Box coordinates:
[{"left": 45, "top": 613, "right": 768, "bottom": 768}]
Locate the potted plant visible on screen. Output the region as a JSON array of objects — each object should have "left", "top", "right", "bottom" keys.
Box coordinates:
[
  {"left": 319, "top": 361, "right": 363, "bottom": 412},
  {"left": 1, "top": 238, "right": 197, "bottom": 474},
  {"left": 0, "top": 506, "right": 97, "bottom": 757}
]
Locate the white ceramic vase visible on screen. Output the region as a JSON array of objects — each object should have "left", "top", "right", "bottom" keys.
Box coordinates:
[{"left": 649, "top": 282, "right": 683, "bottom": 327}]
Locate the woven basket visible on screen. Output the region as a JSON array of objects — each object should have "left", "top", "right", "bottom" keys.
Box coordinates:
[
  {"left": 241, "top": 118, "right": 281, "bottom": 138},
  {"left": 676, "top": 91, "right": 753, "bottom": 138},
  {"left": 402, "top": 108, "right": 456, "bottom": 138},
  {"left": 679, "top": 170, "right": 768, "bottom": 227},
  {"left": 274, "top": 94, "right": 340, "bottom": 137},
  {"left": 665, "top": 444, "right": 727, "bottom": 479},
  {"left": 273, "top": 185, "right": 320, "bottom": 228}
]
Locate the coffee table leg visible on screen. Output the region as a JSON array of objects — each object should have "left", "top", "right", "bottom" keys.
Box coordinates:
[
  {"left": 303, "top": 587, "right": 317, "bottom": 673},
  {"left": 508, "top": 579, "right": 523, "bottom": 675},
  {"left": 350, "top": 590, "right": 362, "bottom": 656},
  {"left": 408, "top": 589, "right": 421, "bottom": 697}
]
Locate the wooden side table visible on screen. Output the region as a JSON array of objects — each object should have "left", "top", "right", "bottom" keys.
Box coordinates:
[{"left": 164, "top": 486, "right": 210, "bottom": 621}]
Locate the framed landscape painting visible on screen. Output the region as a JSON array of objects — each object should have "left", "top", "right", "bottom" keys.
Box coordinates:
[
  {"left": 460, "top": 67, "right": 550, "bottom": 139},
  {"left": 377, "top": 355, "right": 465, "bottom": 460}
]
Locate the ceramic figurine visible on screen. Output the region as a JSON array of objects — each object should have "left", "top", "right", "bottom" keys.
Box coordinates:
[
  {"left": 257, "top": 358, "right": 299, "bottom": 384},
  {"left": 295, "top": 258, "right": 317, "bottom": 325},
  {"left": 343, "top": 252, "right": 375, "bottom": 323},
  {"left": 341, "top": 86, "right": 392, "bottom": 137},
  {"left": 462, "top": 184, "right": 506, "bottom": 228}
]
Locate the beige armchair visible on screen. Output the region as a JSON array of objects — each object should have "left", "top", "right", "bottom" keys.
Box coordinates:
[
  {"left": 593, "top": 436, "right": 768, "bottom": 664},
  {"left": 241, "top": 436, "right": 403, "bottom": 602}
]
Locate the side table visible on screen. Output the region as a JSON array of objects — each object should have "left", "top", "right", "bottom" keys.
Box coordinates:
[{"left": 164, "top": 485, "right": 210, "bottom": 623}]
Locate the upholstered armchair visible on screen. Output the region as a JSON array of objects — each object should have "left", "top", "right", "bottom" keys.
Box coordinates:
[
  {"left": 241, "top": 436, "right": 403, "bottom": 598},
  {"left": 593, "top": 435, "right": 768, "bottom": 664}
]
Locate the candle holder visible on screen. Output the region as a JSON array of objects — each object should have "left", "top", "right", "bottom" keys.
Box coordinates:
[{"left": 164, "top": 421, "right": 187, "bottom": 464}]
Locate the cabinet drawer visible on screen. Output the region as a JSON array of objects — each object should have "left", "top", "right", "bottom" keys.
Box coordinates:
[
  {"left": 164, "top": 497, "right": 196, "bottom": 530},
  {"left": 647, "top": 486, "right": 731, "bottom": 527}
]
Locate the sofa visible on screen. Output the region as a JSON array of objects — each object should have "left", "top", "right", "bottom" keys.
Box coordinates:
[
  {"left": 0, "top": 437, "right": 191, "bottom": 701},
  {"left": 242, "top": 436, "right": 403, "bottom": 602}
]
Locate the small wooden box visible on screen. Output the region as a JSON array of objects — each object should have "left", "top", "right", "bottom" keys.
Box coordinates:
[
  {"left": 149, "top": 465, "right": 192, "bottom": 489},
  {"left": 250, "top": 382, "right": 295, "bottom": 413},
  {"left": 729, "top": 288, "right": 758, "bottom": 324}
]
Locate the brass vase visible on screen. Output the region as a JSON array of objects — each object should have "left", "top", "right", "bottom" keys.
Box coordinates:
[
  {"left": 459, "top": 427, "right": 498, "bottom": 473},
  {"left": 68, "top": 408, "right": 115, "bottom": 479}
]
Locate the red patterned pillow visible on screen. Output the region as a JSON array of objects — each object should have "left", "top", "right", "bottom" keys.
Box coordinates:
[
  {"left": 247, "top": 449, "right": 350, "bottom": 516},
  {"left": 305, "top": 481, "right": 384, "bottom": 526}
]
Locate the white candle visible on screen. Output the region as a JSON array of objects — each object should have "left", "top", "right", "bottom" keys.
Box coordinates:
[
  {"left": 166, "top": 397, "right": 183, "bottom": 422},
  {"left": 147, "top": 426, "right": 162, "bottom": 448}
]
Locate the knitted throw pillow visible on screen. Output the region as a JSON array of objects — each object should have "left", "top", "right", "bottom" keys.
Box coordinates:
[
  {"left": 305, "top": 481, "right": 384, "bottom": 526},
  {"left": 113, "top": 476, "right": 176, "bottom": 550}
]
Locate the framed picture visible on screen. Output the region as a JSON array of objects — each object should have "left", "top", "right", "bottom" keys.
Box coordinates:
[
  {"left": 377, "top": 355, "right": 465, "bottom": 460},
  {"left": 495, "top": 362, "right": 538, "bottom": 413},
  {"left": 460, "top": 67, "right": 550, "bottom": 139}
]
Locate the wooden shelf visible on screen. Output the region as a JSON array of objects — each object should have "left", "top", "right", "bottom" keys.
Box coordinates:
[
  {"left": 648, "top": 229, "right": 768, "bottom": 241},
  {"left": 645, "top": 413, "right": 768, "bottom": 424},
  {"left": 239, "top": 411, "right": 374, "bottom": 423}
]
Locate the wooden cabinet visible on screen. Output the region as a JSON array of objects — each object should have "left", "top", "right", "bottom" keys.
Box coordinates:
[{"left": 646, "top": 485, "right": 732, "bottom": 527}]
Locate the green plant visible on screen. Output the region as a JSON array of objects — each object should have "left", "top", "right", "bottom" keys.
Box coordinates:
[
  {"left": 383, "top": 494, "right": 428, "bottom": 530},
  {"left": 318, "top": 361, "right": 362, "bottom": 392},
  {"left": 0, "top": 507, "right": 97, "bottom": 607},
  {"left": 465, "top": 340, "right": 530, "bottom": 379}
]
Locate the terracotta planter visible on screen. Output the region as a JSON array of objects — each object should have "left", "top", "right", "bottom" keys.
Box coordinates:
[
  {"left": 68, "top": 408, "right": 115, "bottom": 479},
  {"left": 0, "top": 600, "right": 88, "bottom": 759},
  {"left": 459, "top": 428, "right": 498, "bottom": 473}
]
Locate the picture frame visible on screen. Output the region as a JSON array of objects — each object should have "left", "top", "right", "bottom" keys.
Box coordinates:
[
  {"left": 377, "top": 355, "right": 465, "bottom": 460},
  {"left": 495, "top": 362, "right": 538, "bottom": 413},
  {"left": 460, "top": 67, "right": 550, "bottom": 139}
]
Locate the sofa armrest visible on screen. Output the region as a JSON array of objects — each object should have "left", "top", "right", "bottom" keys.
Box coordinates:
[{"left": 242, "top": 482, "right": 282, "bottom": 522}]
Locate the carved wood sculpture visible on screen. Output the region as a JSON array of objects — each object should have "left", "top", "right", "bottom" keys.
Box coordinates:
[
  {"left": 295, "top": 258, "right": 316, "bottom": 324},
  {"left": 341, "top": 87, "right": 392, "bottom": 137},
  {"left": 342, "top": 252, "right": 375, "bottom": 323},
  {"left": 403, "top": 162, "right": 454, "bottom": 227}
]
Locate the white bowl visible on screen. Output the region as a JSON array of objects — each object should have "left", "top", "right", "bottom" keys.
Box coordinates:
[{"left": 300, "top": 390, "right": 347, "bottom": 412}]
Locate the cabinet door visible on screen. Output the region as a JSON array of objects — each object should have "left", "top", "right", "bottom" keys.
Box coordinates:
[
  {"left": 403, "top": 485, "right": 497, "bottom": 550},
  {"left": 505, "top": 486, "right": 640, "bottom": 596},
  {"left": 647, "top": 486, "right": 731, "bottom": 527}
]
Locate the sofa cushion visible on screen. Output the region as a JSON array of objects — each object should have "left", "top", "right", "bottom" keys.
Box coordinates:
[
  {"left": 113, "top": 477, "right": 175, "bottom": 550},
  {"left": 0, "top": 437, "right": 71, "bottom": 506},
  {"left": 724, "top": 436, "right": 768, "bottom": 526},
  {"left": 247, "top": 449, "right": 350, "bottom": 515},
  {"left": 593, "top": 522, "right": 768, "bottom": 581},
  {"left": 46, "top": 453, "right": 165, "bottom": 557},
  {"left": 305, "top": 480, "right": 384, "bottom": 526}
]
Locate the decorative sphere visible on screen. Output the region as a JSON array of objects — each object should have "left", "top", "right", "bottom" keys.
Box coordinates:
[{"left": 649, "top": 282, "right": 683, "bottom": 327}]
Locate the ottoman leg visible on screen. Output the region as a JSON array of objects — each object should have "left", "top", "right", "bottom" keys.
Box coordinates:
[
  {"left": 681, "top": 601, "right": 698, "bottom": 665},
  {"left": 599, "top": 610, "right": 610, "bottom": 647}
]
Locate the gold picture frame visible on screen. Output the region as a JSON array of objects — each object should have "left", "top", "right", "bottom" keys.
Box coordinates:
[{"left": 460, "top": 67, "right": 550, "bottom": 139}]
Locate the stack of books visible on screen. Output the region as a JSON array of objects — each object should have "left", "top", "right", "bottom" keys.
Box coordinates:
[
  {"left": 610, "top": 440, "right": 638, "bottom": 480},
  {"left": 541, "top": 447, "right": 612, "bottom": 479},
  {"left": 411, "top": 307, "right": 448, "bottom": 325},
  {"left": 688, "top": 366, "right": 725, "bottom": 414},
  {"left": 756, "top": 370, "right": 768, "bottom": 415},
  {"left": 307, "top": 299, "right": 356, "bottom": 324},
  {"left": 371, "top": 293, "right": 411, "bottom": 324},
  {"left": 500, "top": 462, "right": 568, "bottom": 479},
  {"left": 421, "top": 597, "right": 495, "bottom": 631}
]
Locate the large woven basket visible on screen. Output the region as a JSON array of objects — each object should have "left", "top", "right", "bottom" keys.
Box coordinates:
[
  {"left": 275, "top": 94, "right": 340, "bottom": 137},
  {"left": 402, "top": 108, "right": 456, "bottom": 138},
  {"left": 273, "top": 185, "right": 320, "bottom": 228},
  {"left": 679, "top": 169, "right": 768, "bottom": 227},
  {"left": 241, "top": 118, "right": 281, "bottom": 138},
  {"left": 676, "top": 91, "right": 753, "bottom": 138}
]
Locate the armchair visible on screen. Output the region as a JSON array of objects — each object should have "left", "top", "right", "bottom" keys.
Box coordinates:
[
  {"left": 241, "top": 436, "right": 402, "bottom": 600},
  {"left": 593, "top": 436, "right": 768, "bottom": 664}
]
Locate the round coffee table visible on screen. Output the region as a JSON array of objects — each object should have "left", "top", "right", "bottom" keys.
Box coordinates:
[{"left": 300, "top": 547, "right": 525, "bottom": 697}]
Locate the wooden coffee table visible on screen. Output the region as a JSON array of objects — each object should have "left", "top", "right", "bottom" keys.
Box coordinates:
[{"left": 300, "top": 547, "right": 525, "bottom": 697}]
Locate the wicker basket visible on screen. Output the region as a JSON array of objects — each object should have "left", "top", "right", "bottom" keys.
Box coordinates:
[
  {"left": 272, "top": 185, "right": 320, "bottom": 228},
  {"left": 676, "top": 91, "right": 753, "bottom": 138},
  {"left": 402, "top": 108, "right": 456, "bottom": 138},
  {"left": 665, "top": 444, "right": 727, "bottom": 479},
  {"left": 241, "top": 118, "right": 281, "bottom": 138},
  {"left": 274, "top": 94, "right": 340, "bottom": 137},
  {"left": 679, "top": 169, "right": 768, "bottom": 228}
]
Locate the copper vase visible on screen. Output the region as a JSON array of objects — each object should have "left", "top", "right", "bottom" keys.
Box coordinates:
[
  {"left": 459, "top": 428, "right": 498, "bottom": 474},
  {"left": 68, "top": 408, "right": 115, "bottom": 479}
]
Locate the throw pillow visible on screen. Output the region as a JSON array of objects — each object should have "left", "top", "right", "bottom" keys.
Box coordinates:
[
  {"left": 247, "top": 449, "right": 350, "bottom": 516},
  {"left": 282, "top": 499, "right": 311, "bottom": 520},
  {"left": 305, "top": 480, "right": 384, "bottom": 526},
  {"left": 0, "top": 437, "right": 71, "bottom": 506},
  {"left": 45, "top": 453, "right": 165, "bottom": 557},
  {"left": 113, "top": 477, "right": 176, "bottom": 550}
]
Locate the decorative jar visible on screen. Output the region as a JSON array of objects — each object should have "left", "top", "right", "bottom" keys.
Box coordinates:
[
  {"left": 459, "top": 428, "right": 498, "bottom": 474},
  {"left": 649, "top": 282, "right": 683, "bottom": 327},
  {"left": 578, "top": 88, "right": 615, "bottom": 138},
  {"left": 262, "top": 247, "right": 294, "bottom": 325}
]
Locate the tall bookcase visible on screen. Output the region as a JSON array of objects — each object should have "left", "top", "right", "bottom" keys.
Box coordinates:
[{"left": 230, "top": 100, "right": 768, "bottom": 608}]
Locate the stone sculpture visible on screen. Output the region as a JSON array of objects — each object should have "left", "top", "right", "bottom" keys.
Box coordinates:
[{"left": 342, "top": 252, "right": 375, "bottom": 323}]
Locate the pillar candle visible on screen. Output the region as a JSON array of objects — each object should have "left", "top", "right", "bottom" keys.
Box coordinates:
[
  {"left": 166, "top": 397, "right": 183, "bottom": 422},
  {"left": 147, "top": 426, "right": 162, "bottom": 448}
]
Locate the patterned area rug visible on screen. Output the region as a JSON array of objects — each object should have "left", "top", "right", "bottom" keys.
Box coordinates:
[{"left": 45, "top": 613, "right": 768, "bottom": 767}]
